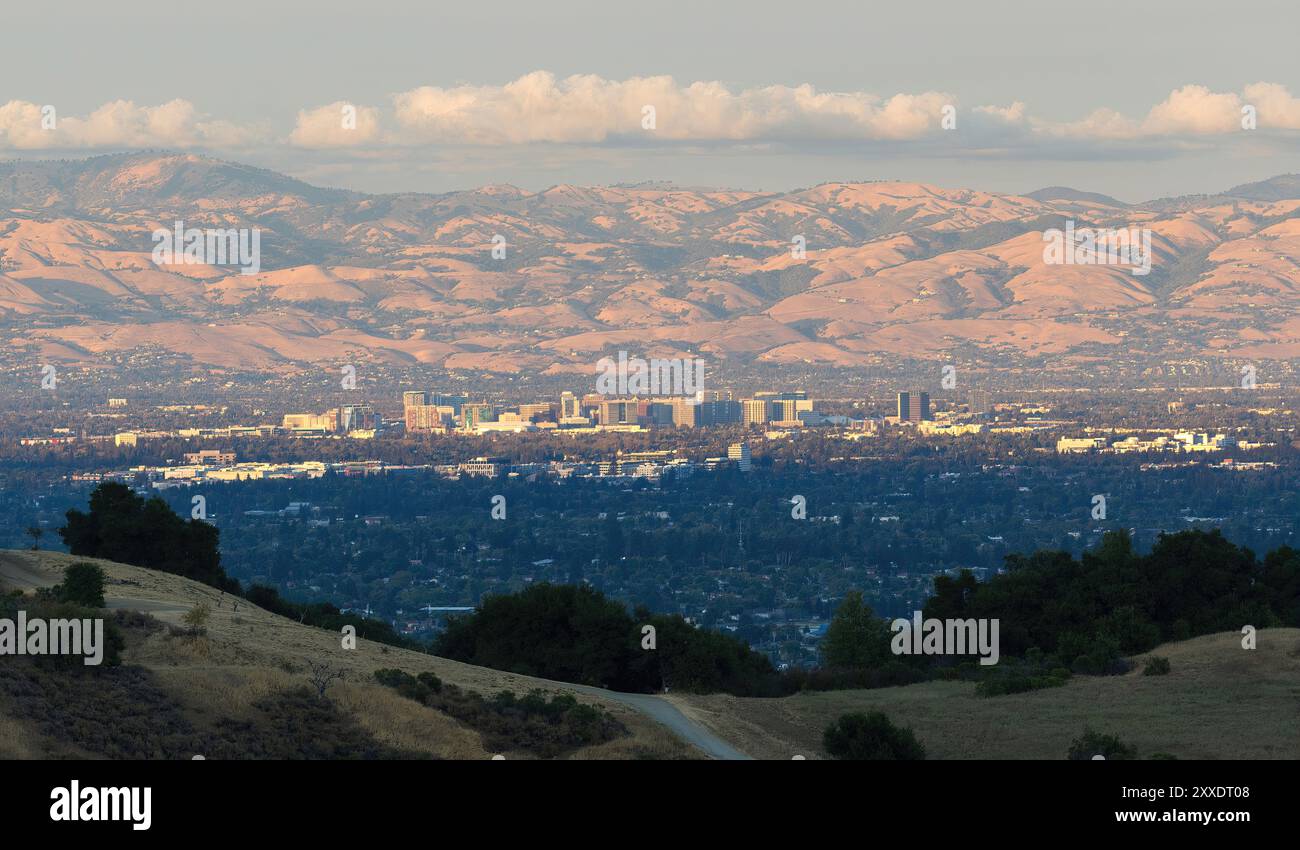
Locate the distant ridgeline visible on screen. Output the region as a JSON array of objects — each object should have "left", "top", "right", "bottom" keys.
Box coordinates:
[{"left": 59, "top": 483, "right": 413, "bottom": 650}]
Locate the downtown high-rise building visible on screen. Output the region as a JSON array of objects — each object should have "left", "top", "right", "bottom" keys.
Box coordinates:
[
  {"left": 338, "top": 404, "right": 378, "bottom": 432},
  {"left": 460, "top": 403, "right": 495, "bottom": 430},
  {"left": 728, "top": 441, "right": 752, "bottom": 471},
  {"left": 897, "top": 391, "right": 930, "bottom": 422},
  {"left": 742, "top": 398, "right": 771, "bottom": 426},
  {"left": 560, "top": 391, "right": 580, "bottom": 419}
]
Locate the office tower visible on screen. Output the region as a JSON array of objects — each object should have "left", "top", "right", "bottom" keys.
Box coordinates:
[
  {"left": 338, "top": 404, "right": 378, "bottom": 432},
  {"left": 770, "top": 398, "right": 799, "bottom": 422},
  {"left": 461, "top": 403, "right": 495, "bottom": 429},
  {"left": 696, "top": 398, "right": 741, "bottom": 426},
  {"left": 668, "top": 396, "right": 698, "bottom": 427},
  {"left": 728, "top": 441, "right": 752, "bottom": 471},
  {"left": 968, "top": 389, "right": 992, "bottom": 416},
  {"left": 282, "top": 412, "right": 337, "bottom": 432},
  {"left": 897, "top": 391, "right": 930, "bottom": 422},
  {"left": 560, "top": 391, "right": 580, "bottom": 419},
  {"left": 742, "top": 398, "right": 771, "bottom": 426},
  {"left": 598, "top": 399, "right": 640, "bottom": 425},
  {"left": 406, "top": 404, "right": 447, "bottom": 432},
  {"left": 519, "top": 403, "right": 556, "bottom": 422},
  {"left": 430, "top": 393, "right": 468, "bottom": 414},
  {"left": 404, "top": 391, "right": 439, "bottom": 432}
]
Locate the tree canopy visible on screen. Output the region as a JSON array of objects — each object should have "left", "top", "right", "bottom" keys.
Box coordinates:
[{"left": 60, "top": 483, "right": 236, "bottom": 592}]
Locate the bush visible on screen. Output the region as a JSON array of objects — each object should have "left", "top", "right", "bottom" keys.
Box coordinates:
[
  {"left": 1143, "top": 656, "right": 1171, "bottom": 676},
  {"left": 54, "top": 562, "right": 106, "bottom": 608},
  {"left": 1069, "top": 636, "right": 1130, "bottom": 676},
  {"left": 182, "top": 603, "right": 211, "bottom": 633},
  {"left": 1068, "top": 728, "right": 1137, "bottom": 760},
  {"left": 976, "top": 670, "right": 1069, "bottom": 697},
  {"left": 823, "top": 711, "right": 926, "bottom": 760},
  {"left": 373, "top": 670, "right": 625, "bottom": 757},
  {"left": 974, "top": 657, "right": 1071, "bottom": 697}
]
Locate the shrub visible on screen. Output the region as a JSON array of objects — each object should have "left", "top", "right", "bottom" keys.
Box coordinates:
[
  {"left": 182, "top": 603, "right": 211, "bottom": 633},
  {"left": 1068, "top": 728, "right": 1137, "bottom": 760},
  {"left": 54, "top": 562, "right": 106, "bottom": 608},
  {"left": 373, "top": 670, "right": 625, "bottom": 757},
  {"left": 976, "top": 671, "right": 1070, "bottom": 697},
  {"left": 823, "top": 711, "right": 926, "bottom": 760},
  {"left": 1143, "top": 656, "right": 1171, "bottom": 676},
  {"left": 974, "top": 659, "right": 1071, "bottom": 697}
]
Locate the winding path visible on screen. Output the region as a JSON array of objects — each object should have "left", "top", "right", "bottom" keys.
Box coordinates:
[{"left": 569, "top": 684, "right": 752, "bottom": 760}]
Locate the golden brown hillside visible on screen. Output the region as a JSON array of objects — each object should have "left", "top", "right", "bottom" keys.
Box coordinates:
[
  {"left": 668, "top": 628, "right": 1300, "bottom": 759},
  {"left": 5, "top": 154, "right": 1300, "bottom": 372},
  {"left": 0, "top": 550, "right": 697, "bottom": 760}
]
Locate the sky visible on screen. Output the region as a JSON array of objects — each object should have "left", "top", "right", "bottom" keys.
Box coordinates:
[{"left": 1, "top": 0, "right": 1297, "bottom": 200}]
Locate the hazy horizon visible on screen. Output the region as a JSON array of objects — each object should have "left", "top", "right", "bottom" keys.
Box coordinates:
[{"left": 2, "top": 0, "right": 1297, "bottom": 200}]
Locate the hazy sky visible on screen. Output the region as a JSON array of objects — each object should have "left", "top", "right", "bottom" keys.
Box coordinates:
[{"left": 2, "top": 0, "right": 1297, "bottom": 200}]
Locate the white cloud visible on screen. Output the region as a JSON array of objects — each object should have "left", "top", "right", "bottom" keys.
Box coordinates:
[
  {"left": 1242, "top": 82, "right": 1300, "bottom": 129},
  {"left": 4, "top": 78, "right": 1298, "bottom": 159},
  {"left": 378, "top": 71, "right": 955, "bottom": 145},
  {"left": 289, "top": 101, "right": 383, "bottom": 148},
  {"left": 0, "top": 98, "right": 260, "bottom": 149},
  {"left": 293, "top": 75, "right": 1300, "bottom": 150},
  {"left": 975, "top": 102, "right": 1027, "bottom": 124},
  {"left": 1141, "top": 85, "right": 1243, "bottom": 135}
]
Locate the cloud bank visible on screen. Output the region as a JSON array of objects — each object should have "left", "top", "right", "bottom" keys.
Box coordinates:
[{"left": 2, "top": 74, "right": 1298, "bottom": 155}]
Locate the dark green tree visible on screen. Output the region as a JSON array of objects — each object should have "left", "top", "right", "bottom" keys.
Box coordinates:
[
  {"left": 59, "top": 482, "right": 236, "bottom": 592},
  {"left": 821, "top": 591, "right": 892, "bottom": 670},
  {"left": 55, "top": 562, "right": 106, "bottom": 608},
  {"left": 823, "top": 711, "right": 926, "bottom": 760}
]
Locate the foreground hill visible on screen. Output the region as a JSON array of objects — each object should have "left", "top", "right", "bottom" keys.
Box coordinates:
[
  {"left": 669, "top": 628, "right": 1300, "bottom": 759},
  {"left": 0, "top": 550, "right": 699, "bottom": 760},
  {"left": 2, "top": 153, "right": 1300, "bottom": 375}
]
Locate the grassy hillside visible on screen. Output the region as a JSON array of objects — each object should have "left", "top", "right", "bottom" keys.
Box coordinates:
[
  {"left": 0, "top": 550, "right": 696, "bottom": 760},
  {"left": 670, "top": 628, "right": 1300, "bottom": 759}
]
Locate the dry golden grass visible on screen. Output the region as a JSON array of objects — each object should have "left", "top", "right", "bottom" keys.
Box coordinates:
[
  {"left": 673, "top": 628, "right": 1300, "bottom": 760},
  {"left": 0, "top": 550, "right": 689, "bottom": 759},
  {"left": 329, "top": 680, "right": 488, "bottom": 759},
  {"left": 570, "top": 723, "right": 697, "bottom": 760},
  {"left": 0, "top": 713, "right": 45, "bottom": 758}
]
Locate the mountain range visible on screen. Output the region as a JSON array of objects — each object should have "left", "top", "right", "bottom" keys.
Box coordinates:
[{"left": 2, "top": 152, "right": 1299, "bottom": 376}]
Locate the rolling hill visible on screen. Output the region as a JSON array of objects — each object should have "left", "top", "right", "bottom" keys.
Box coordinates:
[
  {"left": 670, "top": 628, "right": 1300, "bottom": 759},
  {"left": 2, "top": 153, "right": 1300, "bottom": 375},
  {"left": 4, "top": 549, "right": 1296, "bottom": 760},
  {"left": 0, "top": 550, "right": 701, "bottom": 760}
]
